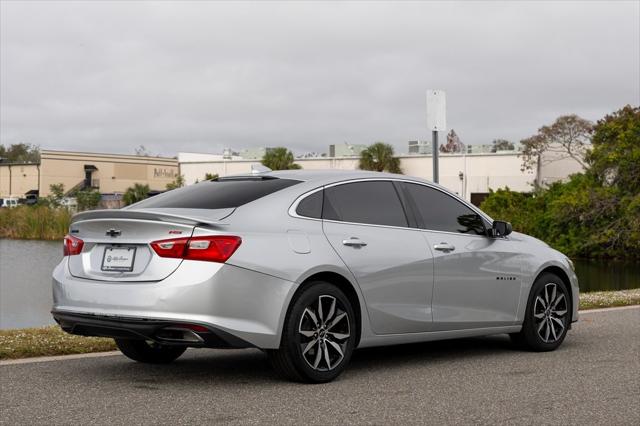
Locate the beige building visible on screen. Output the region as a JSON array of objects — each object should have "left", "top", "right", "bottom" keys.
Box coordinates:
[
  {"left": 1, "top": 148, "right": 583, "bottom": 206},
  {"left": 0, "top": 150, "right": 179, "bottom": 198},
  {"left": 0, "top": 163, "right": 40, "bottom": 199},
  {"left": 539, "top": 152, "right": 587, "bottom": 186},
  {"left": 179, "top": 150, "right": 583, "bottom": 205}
]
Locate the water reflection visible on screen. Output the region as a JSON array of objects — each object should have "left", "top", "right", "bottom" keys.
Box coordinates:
[{"left": 573, "top": 259, "right": 640, "bottom": 292}]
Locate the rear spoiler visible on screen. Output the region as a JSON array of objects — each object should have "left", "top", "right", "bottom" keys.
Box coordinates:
[{"left": 71, "top": 208, "right": 233, "bottom": 227}]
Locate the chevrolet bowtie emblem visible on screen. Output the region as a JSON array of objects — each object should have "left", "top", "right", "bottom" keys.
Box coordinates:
[{"left": 106, "top": 229, "right": 121, "bottom": 237}]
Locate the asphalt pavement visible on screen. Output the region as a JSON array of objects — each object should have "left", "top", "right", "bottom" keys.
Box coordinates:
[{"left": 1, "top": 307, "right": 639, "bottom": 425}]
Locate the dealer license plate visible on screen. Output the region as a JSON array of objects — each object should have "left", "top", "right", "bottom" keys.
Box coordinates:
[{"left": 101, "top": 247, "right": 136, "bottom": 272}]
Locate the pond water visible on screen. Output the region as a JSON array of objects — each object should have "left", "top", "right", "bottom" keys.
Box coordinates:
[
  {"left": 573, "top": 259, "right": 640, "bottom": 292},
  {"left": 0, "top": 239, "right": 60, "bottom": 329},
  {"left": 0, "top": 239, "right": 638, "bottom": 329}
]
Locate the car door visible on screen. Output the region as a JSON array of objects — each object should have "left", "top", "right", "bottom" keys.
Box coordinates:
[
  {"left": 321, "top": 180, "right": 435, "bottom": 334},
  {"left": 398, "top": 182, "right": 523, "bottom": 331}
]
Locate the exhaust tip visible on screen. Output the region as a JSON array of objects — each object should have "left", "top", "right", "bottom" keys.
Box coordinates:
[{"left": 155, "top": 327, "right": 205, "bottom": 343}]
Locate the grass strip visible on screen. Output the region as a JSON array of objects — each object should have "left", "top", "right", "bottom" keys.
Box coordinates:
[
  {"left": 0, "top": 326, "right": 116, "bottom": 360},
  {"left": 578, "top": 288, "right": 640, "bottom": 310}
]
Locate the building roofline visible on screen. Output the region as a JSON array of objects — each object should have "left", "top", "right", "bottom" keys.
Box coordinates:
[
  {"left": 0, "top": 162, "right": 40, "bottom": 167},
  {"left": 177, "top": 151, "right": 522, "bottom": 162},
  {"left": 40, "top": 149, "right": 178, "bottom": 163}
]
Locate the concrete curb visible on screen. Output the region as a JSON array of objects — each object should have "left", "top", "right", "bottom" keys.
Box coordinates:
[
  {"left": 0, "top": 351, "right": 121, "bottom": 366},
  {"left": 578, "top": 305, "right": 640, "bottom": 314}
]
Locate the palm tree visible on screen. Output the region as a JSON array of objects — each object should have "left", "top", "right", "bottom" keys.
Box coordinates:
[
  {"left": 261, "top": 147, "right": 301, "bottom": 170},
  {"left": 358, "top": 142, "right": 402, "bottom": 173},
  {"left": 123, "top": 183, "right": 150, "bottom": 206}
]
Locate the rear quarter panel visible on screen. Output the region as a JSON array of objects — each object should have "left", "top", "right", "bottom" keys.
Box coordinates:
[{"left": 214, "top": 184, "right": 375, "bottom": 344}]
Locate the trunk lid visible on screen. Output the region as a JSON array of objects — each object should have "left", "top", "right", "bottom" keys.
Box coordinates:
[{"left": 68, "top": 208, "right": 233, "bottom": 282}]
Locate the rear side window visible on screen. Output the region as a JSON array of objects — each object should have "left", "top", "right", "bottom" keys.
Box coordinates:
[
  {"left": 132, "top": 178, "right": 301, "bottom": 209},
  {"left": 323, "top": 181, "right": 408, "bottom": 227},
  {"left": 296, "top": 190, "right": 323, "bottom": 219},
  {"left": 401, "top": 183, "right": 486, "bottom": 235}
]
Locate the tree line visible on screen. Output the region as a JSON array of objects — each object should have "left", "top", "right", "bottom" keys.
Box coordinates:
[
  {"left": 3, "top": 105, "right": 637, "bottom": 260},
  {"left": 480, "top": 105, "right": 639, "bottom": 259}
]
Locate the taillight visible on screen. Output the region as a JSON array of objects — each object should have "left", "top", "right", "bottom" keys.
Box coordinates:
[
  {"left": 150, "top": 236, "right": 241, "bottom": 263},
  {"left": 63, "top": 234, "right": 84, "bottom": 256},
  {"left": 150, "top": 237, "right": 189, "bottom": 258}
]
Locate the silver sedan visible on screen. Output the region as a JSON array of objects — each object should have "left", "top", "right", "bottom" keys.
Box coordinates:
[{"left": 52, "top": 170, "right": 579, "bottom": 382}]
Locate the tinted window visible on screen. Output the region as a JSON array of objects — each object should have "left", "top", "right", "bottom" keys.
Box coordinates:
[
  {"left": 296, "top": 190, "right": 323, "bottom": 218},
  {"left": 323, "top": 181, "right": 408, "bottom": 227},
  {"left": 402, "top": 183, "right": 486, "bottom": 235},
  {"left": 132, "top": 178, "right": 300, "bottom": 209}
]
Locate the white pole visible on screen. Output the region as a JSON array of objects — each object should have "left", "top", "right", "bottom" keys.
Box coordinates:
[
  {"left": 426, "top": 89, "right": 446, "bottom": 184},
  {"left": 463, "top": 148, "right": 468, "bottom": 200}
]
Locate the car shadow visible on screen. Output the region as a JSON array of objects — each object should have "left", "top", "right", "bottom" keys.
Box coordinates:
[
  {"left": 350, "top": 334, "right": 516, "bottom": 369},
  {"left": 91, "top": 334, "right": 526, "bottom": 386}
]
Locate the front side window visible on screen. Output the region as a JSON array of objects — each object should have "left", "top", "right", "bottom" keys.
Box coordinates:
[
  {"left": 323, "top": 181, "right": 408, "bottom": 227},
  {"left": 401, "top": 183, "right": 487, "bottom": 235}
]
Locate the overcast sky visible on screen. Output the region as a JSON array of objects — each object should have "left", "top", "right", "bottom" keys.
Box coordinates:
[{"left": 1, "top": 1, "right": 639, "bottom": 157}]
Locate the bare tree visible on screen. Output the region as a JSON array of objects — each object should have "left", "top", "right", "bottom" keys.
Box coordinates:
[
  {"left": 440, "top": 129, "right": 465, "bottom": 153},
  {"left": 520, "top": 115, "right": 593, "bottom": 186},
  {"left": 134, "top": 145, "right": 152, "bottom": 156}
]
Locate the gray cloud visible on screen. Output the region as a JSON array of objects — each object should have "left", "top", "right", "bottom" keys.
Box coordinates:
[{"left": 1, "top": 0, "right": 638, "bottom": 156}]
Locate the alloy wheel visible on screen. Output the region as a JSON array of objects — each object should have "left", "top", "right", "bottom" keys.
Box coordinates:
[
  {"left": 533, "top": 282, "right": 568, "bottom": 343},
  {"left": 298, "top": 295, "right": 351, "bottom": 371}
]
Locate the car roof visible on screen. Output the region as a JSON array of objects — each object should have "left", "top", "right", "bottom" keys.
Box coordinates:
[
  {"left": 224, "top": 169, "right": 429, "bottom": 185},
  {"left": 221, "top": 169, "right": 494, "bottom": 224},
  {"left": 222, "top": 169, "right": 465, "bottom": 194}
]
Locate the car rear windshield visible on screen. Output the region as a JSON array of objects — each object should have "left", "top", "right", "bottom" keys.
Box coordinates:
[{"left": 131, "top": 178, "right": 301, "bottom": 209}]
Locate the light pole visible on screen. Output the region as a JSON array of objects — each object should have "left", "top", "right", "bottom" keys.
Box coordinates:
[
  {"left": 432, "top": 131, "right": 439, "bottom": 183},
  {"left": 462, "top": 146, "right": 468, "bottom": 200},
  {"left": 426, "top": 90, "right": 446, "bottom": 184}
]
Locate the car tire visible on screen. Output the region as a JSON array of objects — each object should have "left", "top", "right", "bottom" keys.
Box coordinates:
[
  {"left": 115, "top": 339, "right": 187, "bottom": 364},
  {"left": 267, "top": 281, "right": 357, "bottom": 383},
  {"left": 511, "top": 272, "right": 571, "bottom": 351}
]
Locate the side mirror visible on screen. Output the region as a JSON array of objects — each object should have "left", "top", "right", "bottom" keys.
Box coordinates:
[{"left": 491, "top": 220, "right": 512, "bottom": 237}]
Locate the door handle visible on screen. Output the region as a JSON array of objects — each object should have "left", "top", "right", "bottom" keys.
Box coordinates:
[
  {"left": 342, "top": 238, "right": 367, "bottom": 247},
  {"left": 434, "top": 242, "right": 455, "bottom": 252}
]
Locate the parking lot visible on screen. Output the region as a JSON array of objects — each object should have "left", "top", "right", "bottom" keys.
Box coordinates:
[{"left": 1, "top": 307, "right": 638, "bottom": 425}]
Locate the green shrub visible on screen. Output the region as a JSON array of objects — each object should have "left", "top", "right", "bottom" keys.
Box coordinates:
[
  {"left": 123, "top": 183, "right": 150, "bottom": 206},
  {"left": 76, "top": 189, "right": 101, "bottom": 211},
  {"left": 261, "top": 147, "right": 301, "bottom": 170}
]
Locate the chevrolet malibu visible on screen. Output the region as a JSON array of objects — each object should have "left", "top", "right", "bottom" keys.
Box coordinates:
[{"left": 52, "top": 169, "right": 578, "bottom": 382}]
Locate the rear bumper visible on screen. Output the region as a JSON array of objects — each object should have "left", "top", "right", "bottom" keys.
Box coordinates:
[
  {"left": 52, "top": 259, "right": 296, "bottom": 349},
  {"left": 52, "top": 311, "right": 253, "bottom": 348}
]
